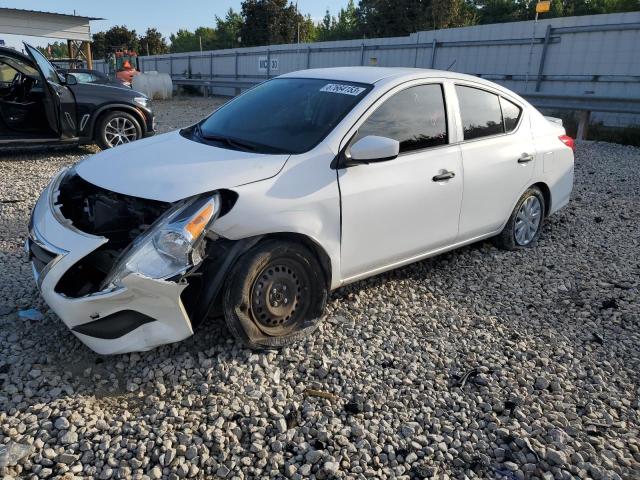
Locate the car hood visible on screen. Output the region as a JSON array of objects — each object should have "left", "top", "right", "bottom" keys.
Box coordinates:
[
  {"left": 75, "top": 131, "right": 290, "bottom": 202},
  {"left": 70, "top": 81, "right": 134, "bottom": 96}
]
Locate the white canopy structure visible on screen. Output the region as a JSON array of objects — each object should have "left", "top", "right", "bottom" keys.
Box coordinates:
[{"left": 0, "top": 8, "right": 102, "bottom": 67}]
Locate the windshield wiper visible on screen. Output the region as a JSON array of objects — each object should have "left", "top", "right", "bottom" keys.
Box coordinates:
[{"left": 194, "top": 125, "right": 257, "bottom": 152}]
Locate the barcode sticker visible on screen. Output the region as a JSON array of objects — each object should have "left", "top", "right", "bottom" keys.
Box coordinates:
[{"left": 320, "top": 84, "right": 366, "bottom": 96}]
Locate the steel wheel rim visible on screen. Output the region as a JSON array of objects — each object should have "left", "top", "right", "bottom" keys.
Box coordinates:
[
  {"left": 514, "top": 195, "right": 542, "bottom": 245},
  {"left": 104, "top": 117, "right": 138, "bottom": 147},
  {"left": 250, "top": 259, "right": 309, "bottom": 336}
]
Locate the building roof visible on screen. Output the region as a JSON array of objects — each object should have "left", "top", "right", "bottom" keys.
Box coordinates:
[
  {"left": 0, "top": 8, "right": 102, "bottom": 42},
  {"left": 0, "top": 8, "right": 102, "bottom": 21}
]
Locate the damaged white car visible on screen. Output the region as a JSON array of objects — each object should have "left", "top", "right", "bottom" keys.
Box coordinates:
[{"left": 28, "top": 67, "right": 574, "bottom": 354}]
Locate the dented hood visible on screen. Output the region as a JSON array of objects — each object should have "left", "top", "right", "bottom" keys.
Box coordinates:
[{"left": 75, "top": 131, "right": 290, "bottom": 202}]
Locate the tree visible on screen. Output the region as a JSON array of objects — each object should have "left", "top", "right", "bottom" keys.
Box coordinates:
[
  {"left": 92, "top": 26, "right": 140, "bottom": 60},
  {"left": 240, "top": 0, "right": 309, "bottom": 46},
  {"left": 92, "top": 31, "right": 107, "bottom": 60},
  {"left": 317, "top": 0, "right": 360, "bottom": 41},
  {"left": 170, "top": 27, "right": 218, "bottom": 53},
  {"left": 38, "top": 41, "right": 68, "bottom": 58},
  {"left": 139, "top": 28, "right": 168, "bottom": 56},
  {"left": 104, "top": 25, "right": 140, "bottom": 53},
  {"left": 215, "top": 9, "right": 243, "bottom": 48}
]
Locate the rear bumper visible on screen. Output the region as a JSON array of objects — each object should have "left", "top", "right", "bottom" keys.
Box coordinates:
[{"left": 26, "top": 171, "right": 192, "bottom": 355}]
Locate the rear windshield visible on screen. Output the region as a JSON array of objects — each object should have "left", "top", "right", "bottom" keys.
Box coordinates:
[{"left": 191, "top": 78, "right": 372, "bottom": 154}]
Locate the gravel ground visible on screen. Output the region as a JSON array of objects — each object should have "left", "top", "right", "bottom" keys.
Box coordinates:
[{"left": 1, "top": 97, "right": 639, "bottom": 480}]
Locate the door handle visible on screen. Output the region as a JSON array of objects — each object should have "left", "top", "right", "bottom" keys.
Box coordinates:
[
  {"left": 432, "top": 170, "right": 455, "bottom": 182},
  {"left": 518, "top": 153, "right": 534, "bottom": 163}
]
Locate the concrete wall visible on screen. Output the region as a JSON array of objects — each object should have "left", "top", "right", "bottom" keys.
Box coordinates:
[{"left": 94, "top": 12, "right": 640, "bottom": 126}]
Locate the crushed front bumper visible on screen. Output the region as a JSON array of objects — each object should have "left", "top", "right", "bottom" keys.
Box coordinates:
[{"left": 26, "top": 174, "right": 193, "bottom": 355}]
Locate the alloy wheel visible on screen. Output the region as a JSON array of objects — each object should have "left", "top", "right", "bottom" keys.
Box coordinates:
[
  {"left": 514, "top": 195, "right": 542, "bottom": 245},
  {"left": 104, "top": 116, "right": 138, "bottom": 147}
]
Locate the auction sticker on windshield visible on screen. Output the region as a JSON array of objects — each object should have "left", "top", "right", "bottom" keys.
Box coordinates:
[{"left": 320, "top": 84, "right": 366, "bottom": 95}]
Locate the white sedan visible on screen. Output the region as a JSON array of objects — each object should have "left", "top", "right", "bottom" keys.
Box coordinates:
[{"left": 28, "top": 67, "right": 574, "bottom": 354}]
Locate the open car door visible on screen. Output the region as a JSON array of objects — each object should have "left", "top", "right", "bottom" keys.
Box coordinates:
[{"left": 24, "top": 43, "right": 77, "bottom": 139}]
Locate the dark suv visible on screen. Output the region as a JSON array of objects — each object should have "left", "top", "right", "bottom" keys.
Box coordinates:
[{"left": 0, "top": 43, "right": 155, "bottom": 149}]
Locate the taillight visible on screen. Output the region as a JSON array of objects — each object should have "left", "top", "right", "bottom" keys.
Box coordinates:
[{"left": 559, "top": 135, "right": 575, "bottom": 151}]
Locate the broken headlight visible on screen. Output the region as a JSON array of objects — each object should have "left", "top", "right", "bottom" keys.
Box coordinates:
[{"left": 102, "top": 193, "right": 220, "bottom": 288}]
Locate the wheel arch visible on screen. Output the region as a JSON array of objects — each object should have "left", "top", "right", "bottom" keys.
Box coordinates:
[
  {"left": 256, "top": 232, "right": 333, "bottom": 290},
  {"left": 90, "top": 104, "right": 146, "bottom": 140},
  {"left": 531, "top": 181, "right": 552, "bottom": 216}
]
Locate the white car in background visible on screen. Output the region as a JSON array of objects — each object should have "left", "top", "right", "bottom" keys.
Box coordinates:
[{"left": 28, "top": 67, "right": 574, "bottom": 354}]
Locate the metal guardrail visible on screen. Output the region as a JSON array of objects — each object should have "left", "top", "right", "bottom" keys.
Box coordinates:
[
  {"left": 523, "top": 92, "right": 640, "bottom": 115},
  {"left": 172, "top": 77, "right": 258, "bottom": 95}
]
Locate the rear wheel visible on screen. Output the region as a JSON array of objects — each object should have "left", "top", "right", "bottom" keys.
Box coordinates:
[
  {"left": 96, "top": 111, "right": 142, "bottom": 149},
  {"left": 222, "top": 240, "right": 327, "bottom": 349},
  {"left": 495, "top": 187, "right": 545, "bottom": 250}
]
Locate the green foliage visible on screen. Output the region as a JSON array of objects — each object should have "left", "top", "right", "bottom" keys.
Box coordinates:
[
  {"left": 215, "top": 9, "right": 244, "bottom": 48},
  {"left": 170, "top": 27, "right": 218, "bottom": 53},
  {"left": 38, "top": 0, "right": 635, "bottom": 61},
  {"left": 37, "top": 41, "right": 68, "bottom": 58},
  {"left": 240, "top": 0, "right": 313, "bottom": 46},
  {"left": 140, "top": 28, "right": 169, "bottom": 56}
]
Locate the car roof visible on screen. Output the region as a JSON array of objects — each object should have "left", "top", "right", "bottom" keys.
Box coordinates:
[
  {"left": 278, "top": 66, "right": 527, "bottom": 104},
  {"left": 278, "top": 66, "right": 490, "bottom": 85}
]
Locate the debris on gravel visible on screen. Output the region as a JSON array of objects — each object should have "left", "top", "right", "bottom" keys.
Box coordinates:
[{"left": 1, "top": 97, "right": 639, "bottom": 479}]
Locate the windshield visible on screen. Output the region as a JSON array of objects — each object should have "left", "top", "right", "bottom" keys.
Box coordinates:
[{"left": 192, "top": 78, "right": 372, "bottom": 154}]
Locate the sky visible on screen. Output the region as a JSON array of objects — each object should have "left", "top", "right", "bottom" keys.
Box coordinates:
[{"left": 1, "top": 0, "right": 348, "bottom": 50}]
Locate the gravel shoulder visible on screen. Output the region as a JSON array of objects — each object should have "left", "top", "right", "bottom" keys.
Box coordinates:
[{"left": 1, "top": 97, "right": 639, "bottom": 479}]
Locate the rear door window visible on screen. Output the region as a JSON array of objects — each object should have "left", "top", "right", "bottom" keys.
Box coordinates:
[
  {"left": 456, "top": 85, "right": 504, "bottom": 140},
  {"left": 355, "top": 84, "right": 448, "bottom": 153}
]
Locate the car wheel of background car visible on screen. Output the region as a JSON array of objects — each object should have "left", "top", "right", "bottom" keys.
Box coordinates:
[
  {"left": 96, "top": 111, "right": 142, "bottom": 149},
  {"left": 222, "top": 239, "right": 328, "bottom": 349},
  {"left": 495, "top": 186, "right": 546, "bottom": 250}
]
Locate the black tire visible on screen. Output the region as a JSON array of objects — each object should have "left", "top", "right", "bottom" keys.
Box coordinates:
[
  {"left": 495, "top": 187, "right": 546, "bottom": 250},
  {"left": 95, "top": 111, "right": 142, "bottom": 149},
  {"left": 222, "top": 240, "right": 328, "bottom": 349}
]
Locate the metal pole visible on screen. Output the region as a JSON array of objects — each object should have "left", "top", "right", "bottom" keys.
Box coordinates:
[
  {"left": 360, "top": 43, "right": 365, "bottom": 66},
  {"left": 535, "top": 25, "right": 553, "bottom": 92},
  {"left": 306, "top": 46, "right": 311, "bottom": 69},
  {"left": 267, "top": 49, "right": 271, "bottom": 78},
  {"left": 430, "top": 38, "right": 437, "bottom": 68},
  {"left": 524, "top": 12, "right": 539, "bottom": 91},
  {"left": 210, "top": 52, "right": 213, "bottom": 79},
  {"left": 414, "top": 35, "right": 420, "bottom": 67}
]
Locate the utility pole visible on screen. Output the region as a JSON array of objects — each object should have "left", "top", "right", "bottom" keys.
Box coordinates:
[
  {"left": 525, "top": 1, "right": 550, "bottom": 90},
  {"left": 296, "top": 0, "right": 300, "bottom": 43}
]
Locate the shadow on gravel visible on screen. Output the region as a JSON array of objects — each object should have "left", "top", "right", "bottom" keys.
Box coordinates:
[{"left": 0, "top": 144, "right": 96, "bottom": 160}]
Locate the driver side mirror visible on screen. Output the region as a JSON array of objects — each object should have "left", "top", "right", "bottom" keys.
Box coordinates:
[
  {"left": 64, "top": 74, "right": 77, "bottom": 86},
  {"left": 344, "top": 135, "right": 400, "bottom": 167}
]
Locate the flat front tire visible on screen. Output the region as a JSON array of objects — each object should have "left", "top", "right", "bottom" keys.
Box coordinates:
[
  {"left": 495, "top": 187, "right": 546, "bottom": 250},
  {"left": 96, "top": 111, "right": 142, "bottom": 149},
  {"left": 222, "top": 240, "right": 328, "bottom": 349}
]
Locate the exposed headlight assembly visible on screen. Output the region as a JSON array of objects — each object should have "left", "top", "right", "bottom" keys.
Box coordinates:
[{"left": 102, "top": 193, "right": 220, "bottom": 289}]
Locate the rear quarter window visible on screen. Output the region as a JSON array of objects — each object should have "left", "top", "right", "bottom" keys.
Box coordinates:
[{"left": 500, "top": 97, "right": 523, "bottom": 132}]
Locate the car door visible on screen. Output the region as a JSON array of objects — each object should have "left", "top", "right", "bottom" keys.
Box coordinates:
[
  {"left": 453, "top": 84, "right": 535, "bottom": 239},
  {"left": 337, "top": 82, "right": 463, "bottom": 281},
  {"left": 24, "top": 43, "right": 77, "bottom": 139}
]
